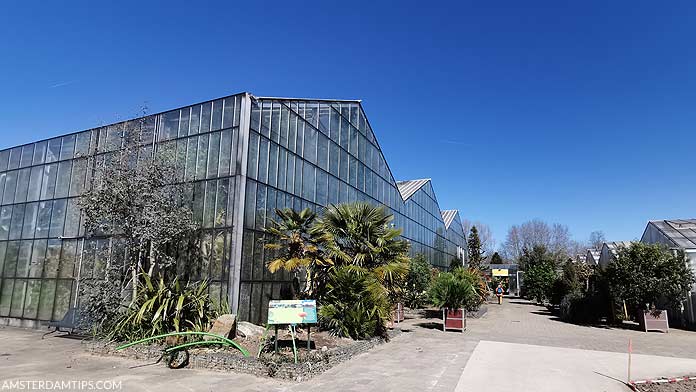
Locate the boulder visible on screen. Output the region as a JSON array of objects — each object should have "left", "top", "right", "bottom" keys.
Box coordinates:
[
  {"left": 236, "top": 321, "right": 266, "bottom": 338},
  {"left": 204, "top": 314, "right": 237, "bottom": 341}
]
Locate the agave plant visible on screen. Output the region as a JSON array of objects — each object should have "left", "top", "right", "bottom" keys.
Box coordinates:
[{"left": 109, "top": 271, "right": 218, "bottom": 341}]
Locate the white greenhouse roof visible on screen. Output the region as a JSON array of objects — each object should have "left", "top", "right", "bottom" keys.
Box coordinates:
[{"left": 646, "top": 219, "right": 696, "bottom": 249}]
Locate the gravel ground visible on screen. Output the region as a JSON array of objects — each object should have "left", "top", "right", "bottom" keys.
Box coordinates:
[{"left": 636, "top": 379, "right": 696, "bottom": 392}]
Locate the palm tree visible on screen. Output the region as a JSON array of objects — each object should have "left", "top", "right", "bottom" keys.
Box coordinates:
[
  {"left": 263, "top": 208, "right": 332, "bottom": 298},
  {"left": 317, "top": 203, "right": 410, "bottom": 301}
]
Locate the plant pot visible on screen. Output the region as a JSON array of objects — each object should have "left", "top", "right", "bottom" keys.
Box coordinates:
[{"left": 443, "top": 308, "right": 465, "bottom": 332}]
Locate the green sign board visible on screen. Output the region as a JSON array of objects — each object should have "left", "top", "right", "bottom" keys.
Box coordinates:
[{"left": 267, "top": 300, "right": 317, "bottom": 325}]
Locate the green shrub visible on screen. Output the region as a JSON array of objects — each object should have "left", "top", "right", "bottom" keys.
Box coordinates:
[
  {"left": 318, "top": 266, "right": 391, "bottom": 340},
  {"left": 429, "top": 272, "right": 475, "bottom": 310},
  {"left": 452, "top": 268, "right": 488, "bottom": 311},
  {"left": 109, "top": 272, "right": 218, "bottom": 341},
  {"left": 404, "top": 254, "right": 432, "bottom": 308},
  {"left": 559, "top": 289, "right": 605, "bottom": 324}
]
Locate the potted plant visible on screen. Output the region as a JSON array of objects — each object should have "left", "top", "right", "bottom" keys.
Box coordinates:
[{"left": 429, "top": 273, "right": 473, "bottom": 332}]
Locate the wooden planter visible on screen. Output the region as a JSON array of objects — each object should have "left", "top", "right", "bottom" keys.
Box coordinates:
[
  {"left": 641, "top": 309, "right": 669, "bottom": 333},
  {"left": 443, "top": 308, "right": 466, "bottom": 332}
]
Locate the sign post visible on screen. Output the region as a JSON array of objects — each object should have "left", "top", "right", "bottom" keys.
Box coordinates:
[{"left": 267, "top": 300, "right": 318, "bottom": 362}]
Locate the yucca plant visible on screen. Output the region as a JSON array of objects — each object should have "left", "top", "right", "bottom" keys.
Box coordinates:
[
  {"left": 452, "top": 268, "right": 489, "bottom": 311},
  {"left": 429, "top": 272, "right": 475, "bottom": 310},
  {"left": 109, "top": 271, "right": 218, "bottom": 341}
]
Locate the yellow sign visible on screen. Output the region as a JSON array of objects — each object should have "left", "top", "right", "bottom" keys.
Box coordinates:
[{"left": 492, "top": 269, "right": 509, "bottom": 277}]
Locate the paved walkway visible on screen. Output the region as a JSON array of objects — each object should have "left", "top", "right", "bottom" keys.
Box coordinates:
[
  {"left": 1, "top": 298, "right": 696, "bottom": 391},
  {"left": 467, "top": 298, "right": 696, "bottom": 359},
  {"left": 456, "top": 341, "right": 696, "bottom": 392}
]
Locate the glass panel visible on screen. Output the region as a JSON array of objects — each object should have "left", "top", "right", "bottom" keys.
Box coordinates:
[
  {"left": 203, "top": 180, "right": 216, "bottom": 228},
  {"left": 40, "top": 163, "right": 58, "bottom": 200},
  {"left": 215, "top": 179, "right": 229, "bottom": 228},
  {"left": 75, "top": 131, "right": 91, "bottom": 157},
  {"left": 49, "top": 199, "right": 67, "bottom": 237},
  {"left": 0, "top": 279, "right": 14, "bottom": 316},
  {"left": 178, "top": 106, "right": 191, "bottom": 138},
  {"left": 9, "top": 204, "right": 25, "bottom": 240},
  {"left": 3, "top": 241, "right": 19, "bottom": 277},
  {"left": 258, "top": 137, "right": 269, "bottom": 184},
  {"left": 10, "top": 278, "right": 26, "bottom": 317},
  {"left": 8, "top": 147, "right": 22, "bottom": 170},
  {"left": 200, "top": 102, "right": 212, "bottom": 133},
  {"left": 268, "top": 143, "right": 278, "bottom": 188},
  {"left": 16, "top": 240, "right": 32, "bottom": 278},
  {"left": 46, "top": 139, "right": 61, "bottom": 163},
  {"left": 302, "top": 164, "right": 315, "bottom": 202},
  {"left": 160, "top": 110, "right": 180, "bottom": 141},
  {"left": 53, "top": 280, "right": 73, "bottom": 321},
  {"left": 27, "top": 166, "right": 42, "bottom": 202},
  {"left": 35, "top": 201, "right": 52, "bottom": 238},
  {"left": 222, "top": 97, "right": 236, "bottom": 129},
  {"left": 189, "top": 105, "right": 201, "bottom": 135},
  {"left": 60, "top": 135, "right": 76, "bottom": 160},
  {"left": 219, "top": 129, "right": 232, "bottom": 177},
  {"left": 211, "top": 99, "right": 223, "bottom": 131},
  {"left": 33, "top": 141, "right": 48, "bottom": 165},
  {"left": 2, "top": 170, "right": 17, "bottom": 204},
  {"left": 0, "top": 241, "right": 5, "bottom": 276},
  {"left": 317, "top": 133, "right": 328, "bottom": 171},
  {"left": 21, "top": 202, "right": 38, "bottom": 239},
  {"left": 63, "top": 199, "right": 80, "bottom": 238},
  {"left": 20, "top": 145, "right": 34, "bottom": 168},
  {"left": 244, "top": 180, "right": 256, "bottom": 229},
  {"left": 207, "top": 131, "right": 221, "bottom": 179},
  {"left": 69, "top": 159, "right": 87, "bottom": 197},
  {"left": 270, "top": 102, "right": 280, "bottom": 143},
  {"left": 54, "top": 161, "right": 72, "bottom": 199},
  {"left": 29, "top": 239, "right": 47, "bottom": 278},
  {"left": 44, "top": 239, "right": 61, "bottom": 279},
  {"left": 58, "top": 239, "right": 76, "bottom": 278},
  {"left": 247, "top": 132, "right": 259, "bottom": 180},
  {"left": 0, "top": 150, "right": 9, "bottom": 172},
  {"left": 38, "top": 280, "right": 56, "bottom": 320},
  {"left": 196, "top": 134, "right": 209, "bottom": 180},
  {"left": 13, "top": 168, "right": 30, "bottom": 203},
  {"left": 185, "top": 137, "right": 197, "bottom": 181},
  {"left": 0, "top": 206, "right": 12, "bottom": 240}
]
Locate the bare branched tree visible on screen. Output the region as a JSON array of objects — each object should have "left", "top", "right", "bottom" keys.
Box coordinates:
[{"left": 79, "top": 116, "right": 200, "bottom": 301}]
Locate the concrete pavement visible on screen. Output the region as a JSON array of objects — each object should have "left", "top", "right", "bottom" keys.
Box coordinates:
[{"left": 456, "top": 340, "right": 696, "bottom": 392}]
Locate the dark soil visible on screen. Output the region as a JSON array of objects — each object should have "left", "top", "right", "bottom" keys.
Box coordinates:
[
  {"left": 236, "top": 326, "right": 354, "bottom": 360},
  {"left": 636, "top": 379, "right": 696, "bottom": 392}
]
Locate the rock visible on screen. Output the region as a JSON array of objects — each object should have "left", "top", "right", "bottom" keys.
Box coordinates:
[
  {"left": 236, "top": 321, "right": 266, "bottom": 338},
  {"left": 321, "top": 346, "right": 328, "bottom": 352},
  {"left": 205, "top": 314, "right": 237, "bottom": 341}
]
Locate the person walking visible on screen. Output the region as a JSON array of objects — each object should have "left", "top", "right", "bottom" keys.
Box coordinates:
[{"left": 496, "top": 283, "right": 504, "bottom": 305}]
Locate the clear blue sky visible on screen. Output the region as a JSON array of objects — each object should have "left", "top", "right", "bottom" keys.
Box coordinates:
[{"left": 1, "top": 1, "right": 694, "bottom": 248}]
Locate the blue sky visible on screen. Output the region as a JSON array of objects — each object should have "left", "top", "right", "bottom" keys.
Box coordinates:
[{"left": 1, "top": 1, "right": 694, "bottom": 248}]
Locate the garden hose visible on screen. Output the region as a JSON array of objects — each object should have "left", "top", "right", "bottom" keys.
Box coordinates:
[{"left": 115, "top": 331, "right": 249, "bottom": 357}]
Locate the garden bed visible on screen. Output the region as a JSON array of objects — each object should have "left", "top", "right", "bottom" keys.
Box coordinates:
[
  {"left": 87, "top": 328, "right": 401, "bottom": 381},
  {"left": 632, "top": 378, "right": 696, "bottom": 392}
]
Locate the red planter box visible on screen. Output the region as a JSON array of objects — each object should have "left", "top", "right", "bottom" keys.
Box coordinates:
[{"left": 443, "top": 308, "right": 466, "bottom": 332}]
